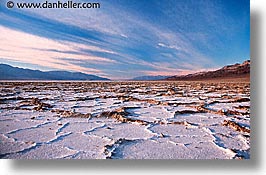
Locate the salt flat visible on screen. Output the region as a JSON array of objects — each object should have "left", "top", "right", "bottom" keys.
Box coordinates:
[{"left": 0, "top": 81, "right": 250, "bottom": 159}]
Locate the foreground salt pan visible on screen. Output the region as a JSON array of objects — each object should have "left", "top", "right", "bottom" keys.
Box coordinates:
[{"left": 0, "top": 81, "right": 250, "bottom": 159}]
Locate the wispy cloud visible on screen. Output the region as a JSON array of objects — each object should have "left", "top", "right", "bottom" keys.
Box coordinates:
[
  {"left": 0, "top": 26, "right": 115, "bottom": 75},
  {"left": 158, "top": 43, "right": 182, "bottom": 51},
  {"left": 0, "top": 0, "right": 249, "bottom": 79}
]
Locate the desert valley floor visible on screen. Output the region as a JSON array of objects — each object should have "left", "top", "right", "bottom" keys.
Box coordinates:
[{"left": 0, "top": 81, "right": 250, "bottom": 159}]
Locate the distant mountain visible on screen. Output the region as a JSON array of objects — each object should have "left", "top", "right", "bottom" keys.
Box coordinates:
[
  {"left": 165, "top": 60, "right": 250, "bottom": 81},
  {"left": 0, "top": 64, "right": 110, "bottom": 80},
  {"left": 132, "top": 75, "right": 169, "bottom": 81}
]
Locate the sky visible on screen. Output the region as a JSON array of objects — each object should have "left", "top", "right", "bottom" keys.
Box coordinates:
[{"left": 0, "top": 0, "right": 250, "bottom": 79}]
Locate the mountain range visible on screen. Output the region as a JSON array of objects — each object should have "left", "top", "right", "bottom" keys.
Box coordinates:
[
  {"left": 131, "top": 75, "right": 169, "bottom": 81},
  {"left": 165, "top": 60, "right": 250, "bottom": 81},
  {"left": 0, "top": 60, "right": 250, "bottom": 81},
  {"left": 0, "top": 64, "right": 109, "bottom": 80}
]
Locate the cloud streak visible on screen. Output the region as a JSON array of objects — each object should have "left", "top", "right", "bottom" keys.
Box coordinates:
[
  {"left": 0, "top": 26, "right": 115, "bottom": 75},
  {"left": 0, "top": 0, "right": 249, "bottom": 79}
]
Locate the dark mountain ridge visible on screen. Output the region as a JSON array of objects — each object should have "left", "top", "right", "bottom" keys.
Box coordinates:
[
  {"left": 165, "top": 60, "right": 250, "bottom": 81},
  {"left": 0, "top": 64, "right": 109, "bottom": 80}
]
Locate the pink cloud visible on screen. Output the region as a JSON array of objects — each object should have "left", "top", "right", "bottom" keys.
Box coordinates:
[{"left": 0, "top": 26, "right": 115, "bottom": 75}]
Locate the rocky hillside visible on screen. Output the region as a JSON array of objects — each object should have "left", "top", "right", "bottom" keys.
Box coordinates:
[{"left": 165, "top": 60, "right": 250, "bottom": 81}]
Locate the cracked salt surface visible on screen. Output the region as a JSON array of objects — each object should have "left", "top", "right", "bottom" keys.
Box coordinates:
[
  {"left": 107, "top": 139, "right": 233, "bottom": 159},
  {"left": 0, "top": 81, "right": 250, "bottom": 159},
  {"left": 3, "top": 143, "right": 77, "bottom": 159},
  {"left": 87, "top": 122, "right": 155, "bottom": 140}
]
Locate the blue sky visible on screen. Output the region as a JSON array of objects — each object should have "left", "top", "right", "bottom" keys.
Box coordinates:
[{"left": 0, "top": 0, "right": 250, "bottom": 79}]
